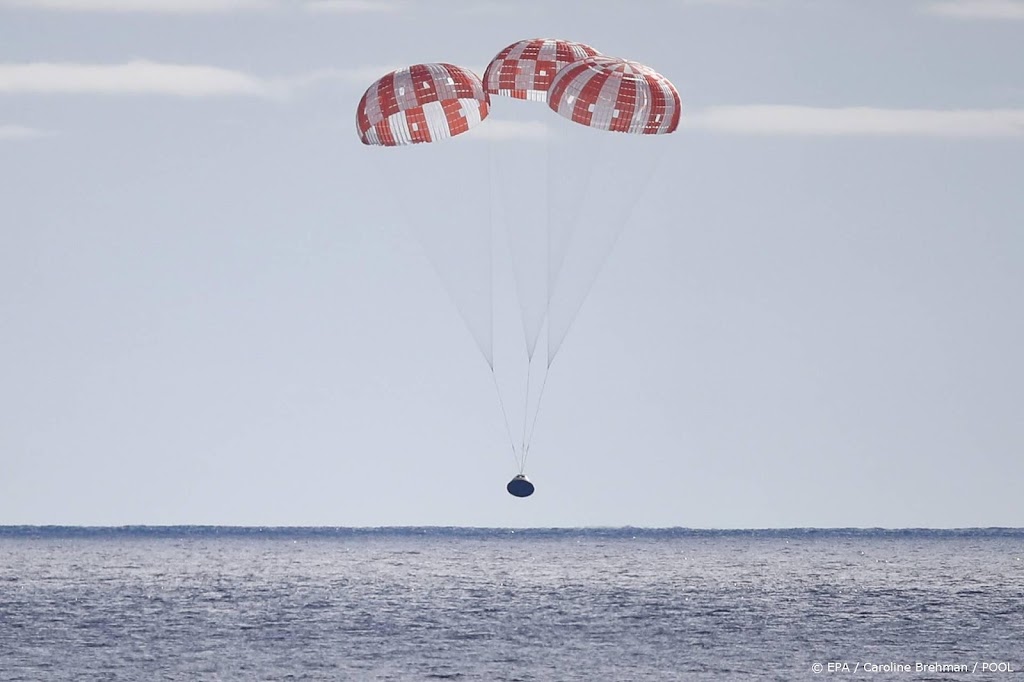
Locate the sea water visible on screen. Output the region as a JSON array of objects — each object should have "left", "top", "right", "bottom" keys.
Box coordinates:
[{"left": 0, "top": 527, "right": 1021, "bottom": 681}]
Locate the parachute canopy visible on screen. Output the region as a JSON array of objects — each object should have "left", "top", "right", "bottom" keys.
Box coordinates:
[
  {"left": 356, "top": 63, "right": 489, "bottom": 146},
  {"left": 548, "top": 56, "right": 681, "bottom": 134},
  {"left": 483, "top": 38, "right": 600, "bottom": 103}
]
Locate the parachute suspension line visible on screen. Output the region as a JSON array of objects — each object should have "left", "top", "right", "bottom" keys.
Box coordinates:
[
  {"left": 490, "top": 367, "right": 521, "bottom": 471},
  {"left": 547, "top": 138, "right": 670, "bottom": 367},
  {"left": 520, "top": 351, "right": 533, "bottom": 458},
  {"left": 547, "top": 126, "right": 602, "bottom": 284},
  {"left": 486, "top": 139, "right": 496, "bottom": 371},
  {"left": 519, "top": 134, "right": 553, "bottom": 472},
  {"left": 521, "top": 360, "right": 551, "bottom": 472},
  {"left": 487, "top": 141, "right": 521, "bottom": 470},
  {"left": 519, "top": 130, "right": 560, "bottom": 468},
  {"left": 544, "top": 126, "right": 605, "bottom": 367}
]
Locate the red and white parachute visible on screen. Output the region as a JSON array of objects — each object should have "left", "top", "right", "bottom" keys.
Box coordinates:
[
  {"left": 483, "top": 38, "right": 599, "bottom": 103},
  {"left": 356, "top": 63, "right": 489, "bottom": 146},
  {"left": 354, "top": 43, "right": 682, "bottom": 485},
  {"left": 548, "top": 56, "right": 681, "bottom": 135}
]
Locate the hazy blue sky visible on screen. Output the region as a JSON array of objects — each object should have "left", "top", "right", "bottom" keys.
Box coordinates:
[{"left": 2, "top": 0, "right": 1022, "bottom": 527}]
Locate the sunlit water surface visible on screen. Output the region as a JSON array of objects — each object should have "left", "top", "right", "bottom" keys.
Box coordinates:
[{"left": 1, "top": 527, "right": 1021, "bottom": 681}]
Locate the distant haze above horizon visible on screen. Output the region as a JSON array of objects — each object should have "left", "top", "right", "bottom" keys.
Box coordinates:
[{"left": 2, "top": 0, "right": 1022, "bottom": 528}]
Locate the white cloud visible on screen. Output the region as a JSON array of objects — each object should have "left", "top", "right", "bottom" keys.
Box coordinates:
[
  {"left": 0, "top": 0, "right": 276, "bottom": 12},
  {"left": 0, "top": 62, "right": 430, "bottom": 99},
  {"left": 467, "top": 120, "right": 549, "bottom": 141},
  {"left": 0, "top": 124, "right": 51, "bottom": 140},
  {"left": 292, "top": 65, "right": 406, "bottom": 88},
  {"left": 293, "top": 65, "right": 486, "bottom": 90},
  {"left": 0, "top": 61, "right": 273, "bottom": 97},
  {"left": 923, "top": 0, "right": 1024, "bottom": 19},
  {"left": 305, "top": 0, "right": 400, "bottom": 12},
  {"left": 684, "top": 106, "right": 1024, "bottom": 137}
]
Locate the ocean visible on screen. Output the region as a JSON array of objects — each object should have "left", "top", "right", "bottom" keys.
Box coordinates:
[{"left": 0, "top": 527, "right": 1021, "bottom": 681}]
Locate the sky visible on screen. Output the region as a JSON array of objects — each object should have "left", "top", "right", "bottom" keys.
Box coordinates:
[{"left": 1, "top": 0, "right": 1022, "bottom": 528}]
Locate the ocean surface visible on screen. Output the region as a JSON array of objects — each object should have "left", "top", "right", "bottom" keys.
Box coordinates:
[{"left": 0, "top": 527, "right": 1021, "bottom": 681}]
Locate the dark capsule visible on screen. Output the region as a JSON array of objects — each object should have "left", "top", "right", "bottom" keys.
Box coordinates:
[{"left": 506, "top": 474, "right": 535, "bottom": 498}]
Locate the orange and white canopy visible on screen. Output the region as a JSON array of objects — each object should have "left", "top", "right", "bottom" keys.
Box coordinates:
[
  {"left": 547, "top": 56, "right": 681, "bottom": 135},
  {"left": 483, "top": 38, "right": 599, "bottom": 103},
  {"left": 356, "top": 63, "right": 489, "bottom": 146}
]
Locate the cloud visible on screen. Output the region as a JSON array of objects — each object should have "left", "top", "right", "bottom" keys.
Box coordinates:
[
  {"left": 291, "top": 65, "right": 407, "bottom": 89},
  {"left": 0, "top": 61, "right": 425, "bottom": 99},
  {"left": 0, "top": 0, "right": 407, "bottom": 12},
  {"left": 0, "top": 61, "right": 273, "bottom": 97},
  {"left": 684, "top": 106, "right": 1024, "bottom": 137},
  {"left": 0, "top": 124, "right": 51, "bottom": 140},
  {"left": 0, "top": 0, "right": 276, "bottom": 12},
  {"left": 923, "top": 0, "right": 1024, "bottom": 19},
  {"left": 292, "top": 65, "right": 488, "bottom": 90},
  {"left": 467, "top": 120, "right": 549, "bottom": 141},
  {"left": 305, "top": 0, "right": 401, "bottom": 12}
]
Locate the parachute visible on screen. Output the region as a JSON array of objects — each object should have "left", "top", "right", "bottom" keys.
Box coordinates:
[
  {"left": 483, "top": 38, "right": 599, "bottom": 102},
  {"left": 356, "top": 65, "right": 496, "bottom": 365},
  {"left": 356, "top": 63, "right": 489, "bottom": 146},
  {"left": 355, "top": 46, "right": 681, "bottom": 498},
  {"left": 547, "top": 56, "right": 681, "bottom": 135}
]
